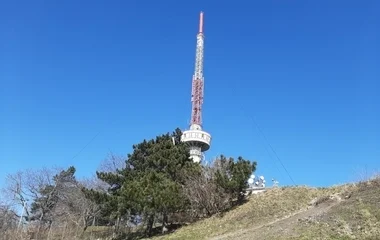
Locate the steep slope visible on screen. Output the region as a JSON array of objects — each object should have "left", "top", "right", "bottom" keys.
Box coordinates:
[{"left": 151, "top": 178, "right": 380, "bottom": 240}]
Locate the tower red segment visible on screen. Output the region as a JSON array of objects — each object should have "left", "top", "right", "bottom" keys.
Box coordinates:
[
  {"left": 191, "top": 78, "right": 203, "bottom": 125},
  {"left": 190, "top": 12, "right": 205, "bottom": 126},
  {"left": 181, "top": 11, "right": 212, "bottom": 163}
]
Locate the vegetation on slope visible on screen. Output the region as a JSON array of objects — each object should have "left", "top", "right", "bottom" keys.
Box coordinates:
[
  {"left": 292, "top": 178, "right": 380, "bottom": 240},
  {"left": 149, "top": 177, "right": 380, "bottom": 240},
  {"left": 0, "top": 128, "right": 256, "bottom": 240},
  {"left": 2, "top": 126, "right": 378, "bottom": 240}
]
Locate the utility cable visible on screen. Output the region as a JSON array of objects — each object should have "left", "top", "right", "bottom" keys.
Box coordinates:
[
  {"left": 229, "top": 71, "right": 296, "bottom": 185},
  {"left": 71, "top": 131, "right": 101, "bottom": 161},
  {"left": 243, "top": 111, "right": 296, "bottom": 185},
  {"left": 240, "top": 106, "right": 285, "bottom": 181}
]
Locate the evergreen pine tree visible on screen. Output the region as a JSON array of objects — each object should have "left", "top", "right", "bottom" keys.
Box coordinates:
[{"left": 85, "top": 128, "right": 199, "bottom": 236}]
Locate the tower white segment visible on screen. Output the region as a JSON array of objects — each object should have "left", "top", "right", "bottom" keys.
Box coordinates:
[{"left": 181, "top": 11, "right": 211, "bottom": 163}]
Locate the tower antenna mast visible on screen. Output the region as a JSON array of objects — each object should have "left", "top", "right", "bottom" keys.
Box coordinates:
[
  {"left": 192, "top": 11, "right": 204, "bottom": 126},
  {"left": 181, "top": 11, "right": 211, "bottom": 163}
]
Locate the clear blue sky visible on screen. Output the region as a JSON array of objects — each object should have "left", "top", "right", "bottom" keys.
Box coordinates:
[{"left": 1, "top": 1, "right": 379, "bottom": 188}]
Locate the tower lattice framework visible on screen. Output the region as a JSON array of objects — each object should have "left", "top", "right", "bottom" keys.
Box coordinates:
[{"left": 181, "top": 11, "right": 211, "bottom": 163}]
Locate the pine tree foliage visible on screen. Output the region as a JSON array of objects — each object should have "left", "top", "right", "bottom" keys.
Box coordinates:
[
  {"left": 2, "top": 128, "right": 257, "bottom": 238},
  {"left": 82, "top": 128, "right": 256, "bottom": 237},
  {"left": 85, "top": 128, "right": 201, "bottom": 235},
  {"left": 183, "top": 155, "right": 257, "bottom": 217},
  {"left": 30, "top": 167, "right": 76, "bottom": 226},
  {"left": 214, "top": 155, "right": 257, "bottom": 202}
]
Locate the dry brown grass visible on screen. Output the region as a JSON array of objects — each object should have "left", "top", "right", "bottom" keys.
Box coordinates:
[
  {"left": 147, "top": 179, "right": 380, "bottom": 240},
  {"left": 4, "top": 177, "right": 379, "bottom": 240},
  {"left": 148, "top": 186, "right": 338, "bottom": 240},
  {"left": 0, "top": 225, "right": 115, "bottom": 240},
  {"left": 145, "top": 180, "right": 380, "bottom": 239}
]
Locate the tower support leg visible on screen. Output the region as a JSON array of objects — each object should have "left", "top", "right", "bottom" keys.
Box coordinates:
[{"left": 189, "top": 146, "right": 202, "bottom": 163}]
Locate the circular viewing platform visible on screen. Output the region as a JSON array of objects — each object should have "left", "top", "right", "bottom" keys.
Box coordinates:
[{"left": 181, "top": 129, "right": 211, "bottom": 152}]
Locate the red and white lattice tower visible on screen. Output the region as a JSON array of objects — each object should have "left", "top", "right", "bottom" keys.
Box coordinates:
[{"left": 181, "top": 11, "right": 211, "bottom": 163}]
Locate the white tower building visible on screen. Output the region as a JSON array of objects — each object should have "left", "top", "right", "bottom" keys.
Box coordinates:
[{"left": 181, "top": 12, "right": 211, "bottom": 163}]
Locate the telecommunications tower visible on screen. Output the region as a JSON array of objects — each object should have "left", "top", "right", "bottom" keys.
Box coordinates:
[{"left": 181, "top": 11, "right": 211, "bottom": 163}]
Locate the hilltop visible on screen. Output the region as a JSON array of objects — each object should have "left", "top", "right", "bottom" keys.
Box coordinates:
[
  {"left": 148, "top": 177, "right": 380, "bottom": 240},
  {"left": 4, "top": 176, "right": 379, "bottom": 240},
  {"left": 2, "top": 128, "right": 378, "bottom": 240}
]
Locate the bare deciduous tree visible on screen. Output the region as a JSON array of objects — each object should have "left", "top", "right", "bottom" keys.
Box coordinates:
[
  {"left": 1, "top": 166, "right": 105, "bottom": 238},
  {"left": 98, "top": 152, "right": 126, "bottom": 173},
  {"left": 80, "top": 174, "right": 109, "bottom": 193},
  {"left": 53, "top": 178, "right": 103, "bottom": 231},
  {"left": 0, "top": 203, "right": 18, "bottom": 232},
  {"left": 2, "top": 168, "right": 60, "bottom": 222},
  {"left": 183, "top": 164, "right": 230, "bottom": 217}
]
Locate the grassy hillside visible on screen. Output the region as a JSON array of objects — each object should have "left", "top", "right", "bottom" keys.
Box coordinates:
[
  {"left": 4, "top": 178, "right": 378, "bottom": 240},
  {"left": 150, "top": 177, "right": 380, "bottom": 240}
]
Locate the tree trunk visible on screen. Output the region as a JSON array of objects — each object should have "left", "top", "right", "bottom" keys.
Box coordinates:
[
  {"left": 47, "top": 222, "right": 52, "bottom": 240},
  {"left": 83, "top": 216, "right": 90, "bottom": 232},
  {"left": 162, "top": 213, "right": 168, "bottom": 234},
  {"left": 112, "top": 216, "right": 120, "bottom": 239},
  {"left": 146, "top": 214, "right": 154, "bottom": 237},
  {"left": 36, "top": 212, "right": 45, "bottom": 239}
]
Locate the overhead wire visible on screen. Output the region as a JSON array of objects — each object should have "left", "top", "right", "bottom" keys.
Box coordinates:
[
  {"left": 242, "top": 108, "right": 296, "bottom": 185},
  {"left": 70, "top": 131, "right": 101, "bottom": 161},
  {"left": 229, "top": 73, "right": 296, "bottom": 185},
  {"left": 239, "top": 106, "right": 286, "bottom": 181}
]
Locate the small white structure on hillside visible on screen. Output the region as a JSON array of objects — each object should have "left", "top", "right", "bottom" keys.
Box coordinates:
[
  {"left": 272, "top": 178, "right": 279, "bottom": 187},
  {"left": 246, "top": 174, "right": 267, "bottom": 195}
]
